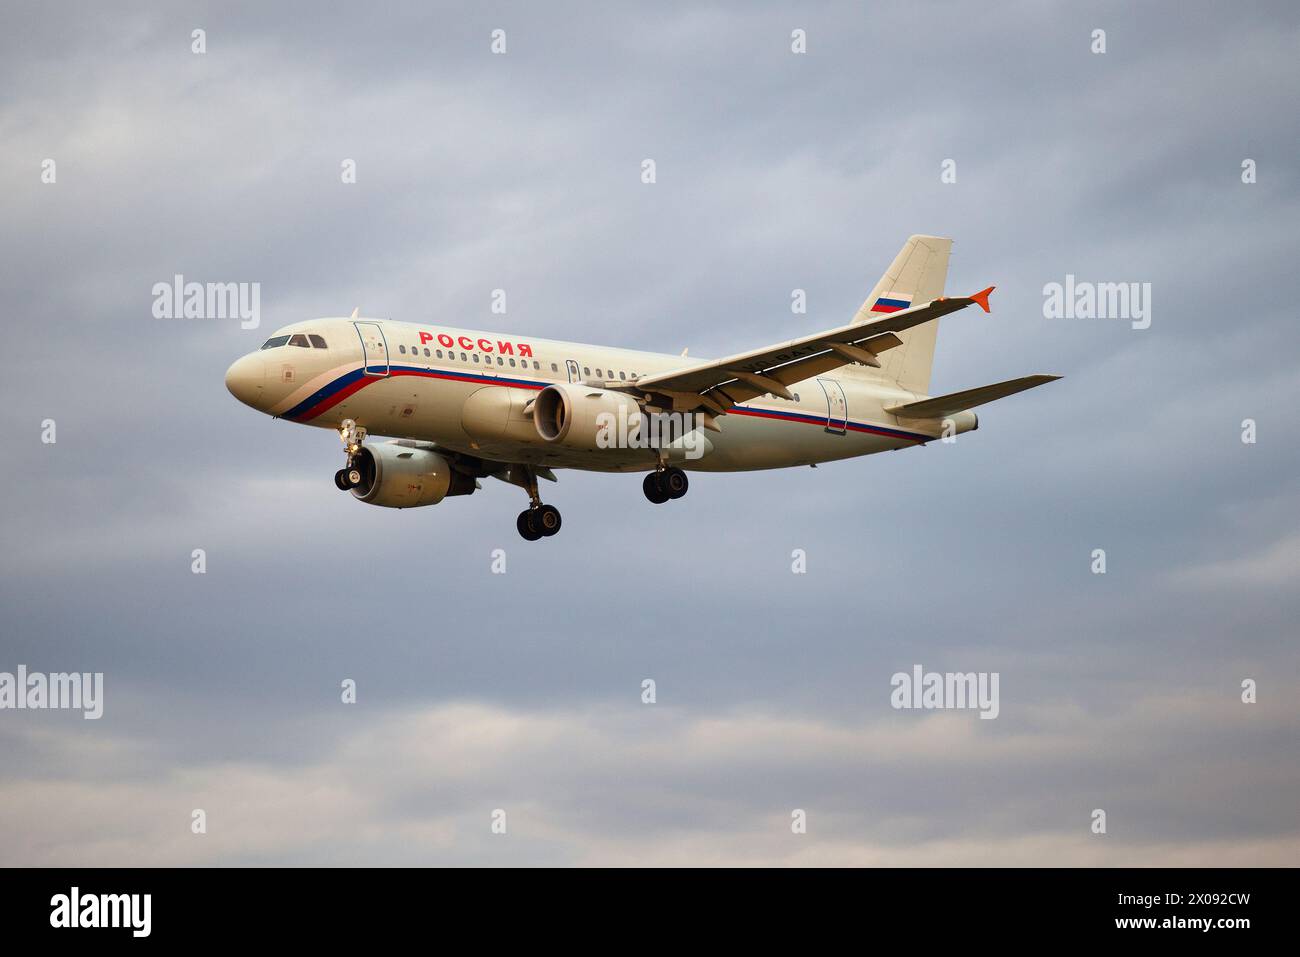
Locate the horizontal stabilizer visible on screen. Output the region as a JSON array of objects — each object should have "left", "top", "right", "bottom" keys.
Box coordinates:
[{"left": 885, "top": 374, "right": 1061, "bottom": 419}]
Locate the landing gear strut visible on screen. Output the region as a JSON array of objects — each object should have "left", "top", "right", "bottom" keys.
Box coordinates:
[
  {"left": 334, "top": 419, "right": 366, "bottom": 490},
  {"left": 643, "top": 466, "right": 688, "bottom": 504},
  {"left": 514, "top": 465, "right": 562, "bottom": 541}
]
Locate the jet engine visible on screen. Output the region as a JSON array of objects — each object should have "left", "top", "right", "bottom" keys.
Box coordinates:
[
  {"left": 350, "top": 443, "right": 475, "bottom": 508},
  {"left": 532, "top": 383, "right": 643, "bottom": 451}
]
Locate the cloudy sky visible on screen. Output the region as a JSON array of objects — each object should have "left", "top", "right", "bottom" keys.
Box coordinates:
[{"left": 1, "top": 0, "right": 1297, "bottom": 866}]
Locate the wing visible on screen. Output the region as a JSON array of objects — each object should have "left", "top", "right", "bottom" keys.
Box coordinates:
[{"left": 632, "top": 288, "right": 994, "bottom": 417}]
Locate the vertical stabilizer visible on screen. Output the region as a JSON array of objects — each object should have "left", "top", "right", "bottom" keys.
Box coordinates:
[{"left": 851, "top": 235, "right": 952, "bottom": 395}]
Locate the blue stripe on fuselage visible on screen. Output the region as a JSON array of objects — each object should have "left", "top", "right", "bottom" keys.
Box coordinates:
[{"left": 283, "top": 364, "right": 931, "bottom": 442}]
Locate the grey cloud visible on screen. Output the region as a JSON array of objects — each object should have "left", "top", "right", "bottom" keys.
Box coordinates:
[{"left": 1, "top": 0, "right": 1298, "bottom": 865}]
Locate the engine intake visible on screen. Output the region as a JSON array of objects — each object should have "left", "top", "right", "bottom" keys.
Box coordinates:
[{"left": 532, "top": 383, "right": 643, "bottom": 450}]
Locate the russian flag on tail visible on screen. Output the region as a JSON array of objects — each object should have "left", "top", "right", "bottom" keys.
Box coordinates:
[{"left": 870, "top": 292, "right": 913, "bottom": 314}]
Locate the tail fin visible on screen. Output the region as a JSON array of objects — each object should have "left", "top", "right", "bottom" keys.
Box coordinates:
[{"left": 851, "top": 235, "right": 952, "bottom": 394}]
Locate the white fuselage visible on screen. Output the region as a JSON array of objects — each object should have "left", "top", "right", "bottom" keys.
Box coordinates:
[{"left": 225, "top": 317, "right": 947, "bottom": 472}]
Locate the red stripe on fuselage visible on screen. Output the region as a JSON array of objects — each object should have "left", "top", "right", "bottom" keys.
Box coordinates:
[
  {"left": 291, "top": 367, "right": 544, "bottom": 422},
  {"left": 291, "top": 376, "right": 373, "bottom": 421},
  {"left": 292, "top": 366, "right": 929, "bottom": 443},
  {"left": 729, "top": 406, "right": 927, "bottom": 443}
]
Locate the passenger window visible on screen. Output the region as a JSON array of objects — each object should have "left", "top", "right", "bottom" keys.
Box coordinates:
[
  {"left": 551, "top": 363, "right": 558, "bottom": 372},
  {"left": 436, "top": 349, "right": 443, "bottom": 358},
  {"left": 595, "top": 369, "right": 602, "bottom": 378},
  {"left": 583, "top": 367, "right": 590, "bottom": 376},
  {"left": 460, "top": 353, "right": 467, "bottom": 361},
  {"left": 619, "top": 371, "right": 626, "bottom": 380},
  {"left": 398, "top": 345, "right": 407, "bottom": 354},
  {"left": 423, "top": 348, "right": 430, "bottom": 357},
  {"left": 496, "top": 356, "right": 503, "bottom": 365},
  {"left": 473, "top": 353, "right": 480, "bottom": 363},
  {"left": 308, "top": 334, "right": 327, "bottom": 348},
  {"left": 289, "top": 334, "right": 310, "bottom": 348},
  {"left": 509, "top": 358, "right": 517, "bottom": 367},
  {"left": 260, "top": 335, "right": 291, "bottom": 350}
]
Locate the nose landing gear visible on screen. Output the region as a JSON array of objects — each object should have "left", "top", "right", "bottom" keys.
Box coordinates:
[
  {"left": 334, "top": 419, "right": 367, "bottom": 491},
  {"left": 643, "top": 466, "right": 688, "bottom": 504}
]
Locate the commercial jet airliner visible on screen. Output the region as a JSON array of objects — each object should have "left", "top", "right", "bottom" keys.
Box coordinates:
[{"left": 225, "top": 236, "right": 1060, "bottom": 540}]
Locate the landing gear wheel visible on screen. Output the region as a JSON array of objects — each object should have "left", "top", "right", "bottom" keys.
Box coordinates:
[
  {"left": 512, "top": 464, "right": 559, "bottom": 540},
  {"left": 536, "top": 504, "right": 562, "bottom": 537},
  {"left": 664, "top": 467, "right": 689, "bottom": 500},
  {"left": 346, "top": 467, "right": 362, "bottom": 488},
  {"left": 643, "top": 472, "right": 669, "bottom": 504},
  {"left": 516, "top": 509, "right": 543, "bottom": 541},
  {"left": 334, "top": 469, "right": 350, "bottom": 491}
]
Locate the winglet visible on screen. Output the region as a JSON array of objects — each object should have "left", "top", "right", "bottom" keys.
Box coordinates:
[
  {"left": 349, "top": 307, "right": 360, "bottom": 320},
  {"left": 969, "top": 286, "right": 994, "bottom": 313}
]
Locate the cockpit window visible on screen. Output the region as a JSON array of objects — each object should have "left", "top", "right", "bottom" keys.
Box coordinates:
[
  {"left": 260, "top": 335, "right": 291, "bottom": 350},
  {"left": 308, "top": 334, "right": 327, "bottom": 348},
  {"left": 288, "top": 334, "right": 310, "bottom": 348}
]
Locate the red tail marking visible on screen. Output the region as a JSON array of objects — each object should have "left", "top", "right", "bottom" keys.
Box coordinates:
[{"left": 970, "top": 286, "right": 995, "bottom": 313}]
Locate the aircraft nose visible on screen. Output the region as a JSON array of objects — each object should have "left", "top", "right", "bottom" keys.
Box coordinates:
[{"left": 225, "top": 353, "right": 267, "bottom": 408}]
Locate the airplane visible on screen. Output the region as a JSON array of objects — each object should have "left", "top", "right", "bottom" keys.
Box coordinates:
[{"left": 225, "top": 235, "right": 1060, "bottom": 540}]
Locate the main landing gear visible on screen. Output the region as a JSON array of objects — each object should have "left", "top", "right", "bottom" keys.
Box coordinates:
[
  {"left": 515, "top": 465, "right": 562, "bottom": 541},
  {"left": 642, "top": 466, "right": 688, "bottom": 504},
  {"left": 517, "top": 504, "right": 561, "bottom": 541},
  {"left": 334, "top": 418, "right": 367, "bottom": 491}
]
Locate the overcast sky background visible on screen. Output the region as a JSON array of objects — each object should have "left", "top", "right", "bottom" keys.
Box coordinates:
[{"left": 1, "top": 1, "right": 1297, "bottom": 866}]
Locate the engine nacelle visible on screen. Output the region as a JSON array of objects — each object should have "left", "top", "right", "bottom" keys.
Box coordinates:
[
  {"left": 890, "top": 407, "right": 979, "bottom": 438},
  {"left": 350, "top": 444, "right": 473, "bottom": 508},
  {"left": 461, "top": 386, "right": 538, "bottom": 444},
  {"left": 532, "top": 383, "right": 643, "bottom": 451}
]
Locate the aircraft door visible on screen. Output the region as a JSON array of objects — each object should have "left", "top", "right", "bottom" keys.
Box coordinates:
[
  {"left": 354, "top": 321, "right": 390, "bottom": 376},
  {"left": 566, "top": 359, "right": 581, "bottom": 383},
  {"left": 817, "top": 378, "right": 848, "bottom": 434}
]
